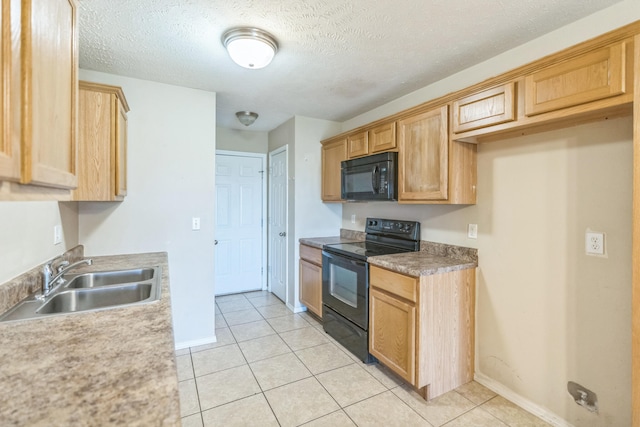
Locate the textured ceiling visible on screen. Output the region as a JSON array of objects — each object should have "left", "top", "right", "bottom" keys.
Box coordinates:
[{"left": 79, "top": 0, "right": 623, "bottom": 131}]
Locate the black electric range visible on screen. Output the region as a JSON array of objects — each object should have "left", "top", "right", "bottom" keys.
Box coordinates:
[{"left": 321, "top": 218, "right": 420, "bottom": 362}]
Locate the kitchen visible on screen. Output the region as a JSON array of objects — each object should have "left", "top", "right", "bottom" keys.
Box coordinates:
[{"left": 0, "top": 1, "right": 638, "bottom": 426}]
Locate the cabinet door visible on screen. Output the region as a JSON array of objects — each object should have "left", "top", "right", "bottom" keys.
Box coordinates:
[
  {"left": 75, "top": 88, "right": 112, "bottom": 200},
  {"left": 525, "top": 42, "right": 626, "bottom": 116},
  {"left": 347, "top": 131, "right": 368, "bottom": 158},
  {"left": 452, "top": 82, "right": 515, "bottom": 133},
  {"left": 115, "top": 96, "right": 127, "bottom": 198},
  {"left": 369, "top": 121, "right": 396, "bottom": 153},
  {"left": 21, "top": 0, "right": 78, "bottom": 189},
  {"left": 321, "top": 138, "right": 346, "bottom": 202},
  {"left": 0, "top": 0, "right": 20, "bottom": 181},
  {"left": 398, "top": 106, "right": 448, "bottom": 201},
  {"left": 369, "top": 287, "right": 416, "bottom": 383},
  {"left": 299, "top": 259, "right": 322, "bottom": 318}
]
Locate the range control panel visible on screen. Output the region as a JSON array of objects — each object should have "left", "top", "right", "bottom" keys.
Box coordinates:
[{"left": 365, "top": 218, "right": 420, "bottom": 241}]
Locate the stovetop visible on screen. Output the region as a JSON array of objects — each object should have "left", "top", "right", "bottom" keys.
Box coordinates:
[
  {"left": 323, "top": 241, "right": 414, "bottom": 260},
  {"left": 323, "top": 218, "right": 421, "bottom": 261}
]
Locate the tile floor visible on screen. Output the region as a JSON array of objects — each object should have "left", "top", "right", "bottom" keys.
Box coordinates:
[{"left": 176, "top": 291, "right": 552, "bottom": 427}]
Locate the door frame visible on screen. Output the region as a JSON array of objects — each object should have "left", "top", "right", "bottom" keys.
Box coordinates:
[
  {"left": 215, "top": 150, "right": 268, "bottom": 291},
  {"left": 268, "top": 145, "right": 289, "bottom": 302}
]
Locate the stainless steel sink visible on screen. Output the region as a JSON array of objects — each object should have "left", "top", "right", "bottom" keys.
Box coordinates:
[
  {"left": 0, "top": 266, "right": 162, "bottom": 322},
  {"left": 38, "top": 284, "right": 154, "bottom": 314},
  {"left": 64, "top": 268, "right": 155, "bottom": 288}
]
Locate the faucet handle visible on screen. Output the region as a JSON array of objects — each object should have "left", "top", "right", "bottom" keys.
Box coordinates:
[{"left": 55, "top": 260, "right": 70, "bottom": 273}]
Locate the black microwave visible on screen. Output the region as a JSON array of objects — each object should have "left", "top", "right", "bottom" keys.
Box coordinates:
[{"left": 341, "top": 152, "right": 397, "bottom": 201}]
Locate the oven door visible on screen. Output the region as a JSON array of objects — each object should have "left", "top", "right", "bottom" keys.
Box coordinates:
[{"left": 322, "top": 250, "right": 368, "bottom": 329}]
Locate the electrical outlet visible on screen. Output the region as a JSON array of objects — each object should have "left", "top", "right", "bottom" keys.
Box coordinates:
[
  {"left": 53, "top": 225, "right": 62, "bottom": 245},
  {"left": 192, "top": 217, "right": 201, "bottom": 231},
  {"left": 468, "top": 223, "right": 478, "bottom": 239},
  {"left": 586, "top": 231, "right": 604, "bottom": 255}
]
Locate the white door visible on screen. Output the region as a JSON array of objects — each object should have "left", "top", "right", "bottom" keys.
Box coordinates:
[
  {"left": 214, "top": 153, "right": 265, "bottom": 295},
  {"left": 269, "top": 147, "right": 287, "bottom": 302}
]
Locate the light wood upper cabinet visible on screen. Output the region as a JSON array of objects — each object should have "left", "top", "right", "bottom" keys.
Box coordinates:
[
  {"left": 369, "top": 121, "right": 396, "bottom": 153},
  {"left": 0, "top": 0, "right": 78, "bottom": 190},
  {"left": 299, "top": 244, "right": 323, "bottom": 318},
  {"left": 21, "top": 0, "right": 78, "bottom": 189},
  {"left": 0, "top": 0, "right": 20, "bottom": 182},
  {"left": 525, "top": 42, "right": 627, "bottom": 116},
  {"left": 398, "top": 106, "right": 449, "bottom": 202},
  {"left": 347, "top": 131, "right": 368, "bottom": 158},
  {"left": 453, "top": 82, "right": 516, "bottom": 133},
  {"left": 369, "top": 265, "right": 475, "bottom": 400},
  {"left": 73, "top": 81, "right": 130, "bottom": 201},
  {"left": 321, "top": 137, "right": 346, "bottom": 202}
]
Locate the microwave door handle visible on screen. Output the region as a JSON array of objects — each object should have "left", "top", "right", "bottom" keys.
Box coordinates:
[{"left": 371, "top": 165, "right": 380, "bottom": 194}]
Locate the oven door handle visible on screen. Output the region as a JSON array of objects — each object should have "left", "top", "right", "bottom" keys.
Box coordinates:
[{"left": 371, "top": 165, "right": 380, "bottom": 194}]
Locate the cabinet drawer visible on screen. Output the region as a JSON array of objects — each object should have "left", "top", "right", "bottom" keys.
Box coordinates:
[
  {"left": 300, "top": 244, "right": 322, "bottom": 265},
  {"left": 525, "top": 42, "right": 627, "bottom": 116},
  {"left": 452, "top": 82, "right": 515, "bottom": 133},
  {"left": 370, "top": 265, "right": 417, "bottom": 302}
]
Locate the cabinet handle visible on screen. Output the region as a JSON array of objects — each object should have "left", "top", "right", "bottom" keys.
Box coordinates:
[{"left": 214, "top": 240, "right": 218, "bottom": 245}]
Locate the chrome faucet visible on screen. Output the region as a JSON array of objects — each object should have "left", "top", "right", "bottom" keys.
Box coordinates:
[{"left": 41, "top": 258, "right": 93, "bottom": 297}]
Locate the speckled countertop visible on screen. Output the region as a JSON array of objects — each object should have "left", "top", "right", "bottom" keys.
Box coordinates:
[
  {"left": 0, "top": 252, "right": 180, "bottom": 426},
  {"left": 368, "top": 252, "right": 477, "bottom": 276},
  {"left": 299, "top": 236, "right": 359, "bottom": 249},
  {"left": 301, "top": 231, "right": 477, "bottom": 277}
]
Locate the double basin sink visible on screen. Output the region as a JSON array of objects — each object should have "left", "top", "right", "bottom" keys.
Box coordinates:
[{"left": 0, "top": 266, "right": 162, "bottom": 322}]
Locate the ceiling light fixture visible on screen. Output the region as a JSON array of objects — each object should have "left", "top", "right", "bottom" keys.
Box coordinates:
[
  {"left": 236, "top": 111, "right": 259, "bottom": 126},
  {"left": 222, "top": 27, "right": 278, "bottom": 69}
]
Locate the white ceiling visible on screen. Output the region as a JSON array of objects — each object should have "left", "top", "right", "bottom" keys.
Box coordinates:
[{"left": 79, "top": 0, "right": 623, "bottom": 132}]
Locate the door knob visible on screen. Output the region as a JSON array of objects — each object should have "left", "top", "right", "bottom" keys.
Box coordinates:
[
  {"left": 215, "top": 240, "right": 218, "bottom": 245},
  {"left": 279, "top": 232, "right": 286, "bottom": 237}
]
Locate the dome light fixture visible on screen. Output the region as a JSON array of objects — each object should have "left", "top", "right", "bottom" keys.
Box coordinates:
[
  {"left": 236, "top": 111, "right": 259, "bottom": 126},
  {"left": 222, "top": 27, "right": 278, "bottom": 69}
]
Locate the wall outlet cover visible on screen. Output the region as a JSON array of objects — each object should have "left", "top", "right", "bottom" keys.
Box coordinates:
[
  {"left": 468, "top": 223, "right": 478, "bottom": 239},
  {"left": 585, "top": 231, "right": 605, "bottom": 256}
]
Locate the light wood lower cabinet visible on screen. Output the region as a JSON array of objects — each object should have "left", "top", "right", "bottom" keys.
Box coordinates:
[
  {"left": 299, "top": 244, "right": 323, "bottom": 318},
  {"left": 369, "top": 287, "right": 416, "bottom": 382},
  {"left": 73, "top": 81, "right": 129, "bottom": 201},
  {"left": 369, "top": 264, "right": 475, "bottom": 400}
]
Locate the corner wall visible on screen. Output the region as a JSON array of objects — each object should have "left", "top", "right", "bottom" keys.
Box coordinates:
[
  {"left": 0, "top": 201, "right": 79, "bottom": 284},
  {"left": 77, "top": 70, "right": 217, "bottom": 348}
]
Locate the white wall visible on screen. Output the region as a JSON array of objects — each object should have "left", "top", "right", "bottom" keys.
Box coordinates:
[
  {"left": 336, "top": 3, "right": 639, "bottom": 425},
  {"left": 78, "top": 70, "right": 217, "bottom": 348},
  {"left": 216, "top": 127, "right": 268, "bottom": 153},
  {"left": 291, "top": 116, "right": 342, "bottom": 309},
  {"left": 267, "top": 116, "right": 342, "bottom": 309},
  {"left": 0, "top": 201, "right": 78, "bottom": 283}
]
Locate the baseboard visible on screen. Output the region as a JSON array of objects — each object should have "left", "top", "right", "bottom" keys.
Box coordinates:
[
  {"left": 174, "top": 334, "right": 217, "bottom": 351},
  {"left": 286, "top": 302, "right": 307, "bottom": 313},
  {"left": 474, "top": 373, "right": 574, "bottom": 427}
]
